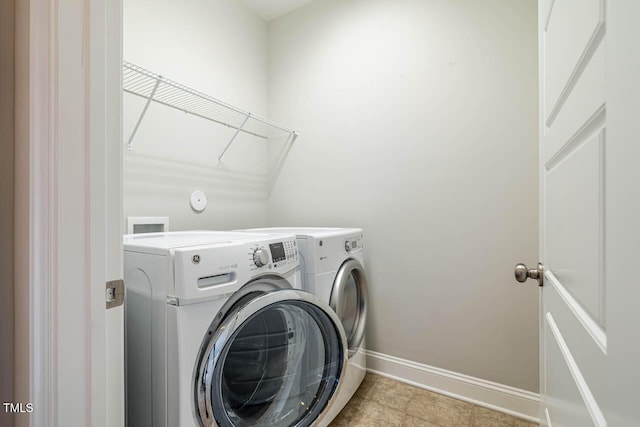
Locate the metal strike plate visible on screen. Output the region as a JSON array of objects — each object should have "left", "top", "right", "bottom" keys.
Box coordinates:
[{"left": 106, "top": 279, "right": 124, "bottom": 309}]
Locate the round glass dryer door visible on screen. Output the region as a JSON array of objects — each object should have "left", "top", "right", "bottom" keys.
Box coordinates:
[
  {"left": 330, "top": 259, "right": 368, "bottom": 357},
  {"left": 195, "top": 289, "right": 346, "bottom": 427}
]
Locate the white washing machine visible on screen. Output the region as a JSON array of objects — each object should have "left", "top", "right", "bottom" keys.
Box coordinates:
[
  {"left": 124, "top": 231, "right": 349, "bottom": 427},
  {"left": 241, "top": 228, "right": 368, "bottom": 418}
]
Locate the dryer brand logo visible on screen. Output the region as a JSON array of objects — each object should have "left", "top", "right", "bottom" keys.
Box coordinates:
[
  {"left": 320, "top": 256, "right": 328, "bottom": 261},
  {"left": 3, "top": 402, "right": 33, "bottom": 413}
]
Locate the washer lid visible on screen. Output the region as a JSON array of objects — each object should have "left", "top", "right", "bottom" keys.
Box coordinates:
[{"left": 194, "top": 288, "right": 347, "bottom": 427}]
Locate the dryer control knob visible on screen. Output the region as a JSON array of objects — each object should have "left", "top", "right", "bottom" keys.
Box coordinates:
[
  {"left": 253, "top": 248, "right": 269, "bottom": 267},
  {"left": 345, "top": 241, "right": 351, "bottom": 251}
]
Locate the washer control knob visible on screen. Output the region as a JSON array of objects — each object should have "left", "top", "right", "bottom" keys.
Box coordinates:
[
  {"left": 253, "top": 248, "right": 269, "bottom": 267},
  {"left": 345, "top": 241, "right": 351, "bottom": 252}
]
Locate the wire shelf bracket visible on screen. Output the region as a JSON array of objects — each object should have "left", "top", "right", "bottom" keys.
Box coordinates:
[
  {"left": 126, "top": 78, "right": 160, "bottom": 150},
  {"left": 267, "top": 131, "right": 298, "bottom": 195},
  {"left": 217, "top": 113, "right": 251, "bottom": 166},
  {"left": 122, "top": 61, "right": 299, "bottom": 164}
]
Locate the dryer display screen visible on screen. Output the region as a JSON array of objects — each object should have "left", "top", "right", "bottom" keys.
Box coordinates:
[{"left": 269, "top": 242, "right": 286, "bottom": 262}]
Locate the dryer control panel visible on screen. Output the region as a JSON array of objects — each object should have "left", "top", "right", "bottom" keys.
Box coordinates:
[{"left": 344, "top": 235, "right": 363, "bottom": 253}]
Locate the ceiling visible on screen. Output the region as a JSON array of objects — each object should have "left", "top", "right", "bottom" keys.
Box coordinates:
[{"left": 241, "top": 0, "right": 318, "bottom": 21}]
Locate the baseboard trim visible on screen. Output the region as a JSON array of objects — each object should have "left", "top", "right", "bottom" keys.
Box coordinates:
[{"left": 365, "top": 350, "right": 540, "bottom": 423}]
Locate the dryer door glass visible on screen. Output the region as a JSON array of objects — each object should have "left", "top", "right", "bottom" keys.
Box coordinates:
[
  {"left": 196, "top": 290, "right": 345, "bottom": 427},
  {"left": 331, "top": 259, "right": 368, "bottom": 357}
]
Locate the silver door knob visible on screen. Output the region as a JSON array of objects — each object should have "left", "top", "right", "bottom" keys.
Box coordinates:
[{"left": 514, "top": 262, "right": 544, "bottom": 286}]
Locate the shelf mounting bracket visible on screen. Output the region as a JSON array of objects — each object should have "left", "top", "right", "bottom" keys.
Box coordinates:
[
  {"left": 217, "top": 113, "right": 251, "bottom": 165},
  {"left": 127, "top": 77, "right": 161, "bottom": 150},
  {"left": 267, "top": 131, "right": 298, "bottom": 195}
]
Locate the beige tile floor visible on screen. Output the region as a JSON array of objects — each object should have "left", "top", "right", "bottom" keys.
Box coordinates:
[{"left": 329, "top": 374, "right": 537, "bottom": 427}]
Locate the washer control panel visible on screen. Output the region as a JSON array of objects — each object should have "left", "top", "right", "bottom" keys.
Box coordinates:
[
  {"left": 247, "top": 238, "right": 298, "bottom": 271},
  {"left": 281, "top": 240, "right": 298, "bottom": 263},
  {"left": 252, "top": 248, "right": 269, "bottom": 267}
]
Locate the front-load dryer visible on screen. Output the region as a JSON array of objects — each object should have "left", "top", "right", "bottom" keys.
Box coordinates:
[
  {"left": 124, "top": 231, "right": 348, "bottom": 427},
  {"left": 240, "top": 228, "right": 368, "bottom": 420}
]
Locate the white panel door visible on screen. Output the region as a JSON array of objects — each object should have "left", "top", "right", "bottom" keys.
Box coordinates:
[{"left": 537, "top": 1, "right": 640, "bottom": 426}]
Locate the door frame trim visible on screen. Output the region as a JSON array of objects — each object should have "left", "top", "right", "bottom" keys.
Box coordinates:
[
  {"left": 14, "top": 0, "right": 57, "bottom": 424},
  {"left": 14, "top": 0, "right": 123, "bottom": 425}
]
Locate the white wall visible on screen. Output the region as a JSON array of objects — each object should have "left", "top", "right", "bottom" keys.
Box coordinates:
[
  {"left": 123, "top": 0, "right": 270, "bottom": 231},
  {"left": 267, "top": 0, "right": 540, "bottom": 392}
]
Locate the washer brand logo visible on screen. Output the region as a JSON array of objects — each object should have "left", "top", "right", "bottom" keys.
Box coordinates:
[
  {"left": 192, "top": 254, "right": 201, "bottom": 264},
  {"left": 3, "top": 402, "right": 33, "bottom": 413},
  {"left": 320, "top": 256, "right": 328, "bottom": 261}
]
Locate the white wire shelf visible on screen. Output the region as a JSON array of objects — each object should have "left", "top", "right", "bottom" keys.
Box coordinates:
[{"left": 122, "top": 61, "right": 298, "bottom": 164}]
